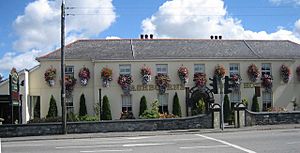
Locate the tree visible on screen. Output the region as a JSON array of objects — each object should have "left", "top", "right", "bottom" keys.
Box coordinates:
[
  {"left": 79, "top": 94, "right": 87, "bottom": 116},
  {"left": 140, "top": 100, "right": 160, "bottom": 119},
  {"left": 139, "top": 96, "right": 147, "bottom": 116},
  {"left": 47, "top": 95, "right": 58, "bottom": 118},
  {"left": 172, "top": 92, "right": 182, "bottom": 117},
  {"left": 102, "top": 95, "right": 112, "bottom": 120},
  {"left": 251, "top": 95, "right": 260, "bottom": 112},
  {"left": 223, "top": 94, "right": 231, "bottom": 122}
]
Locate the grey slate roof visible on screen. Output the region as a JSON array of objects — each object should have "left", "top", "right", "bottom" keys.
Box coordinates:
[{"left": 38, "top": 39, "right": 300, "bottom": 60}]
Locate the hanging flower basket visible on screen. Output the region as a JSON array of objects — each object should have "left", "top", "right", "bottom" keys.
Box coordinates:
[
  {"left": 247, "top": 64, "right": 260, "bottom": 82},
  {"left": 261, "top": 74, "right": 272, "bottom": 91},
  {"left": 214, "top": 64, "right": 226, "bottom": 79},
  {"left": 193, "top": 72, "right": 206, "bottom": 87},
  {"left": 78, "top": 67, "right": 90, "bottom": 86},
  {"left": 140, "top": 66, "right": 152, "bottom": 85},
  {"left": 155, "top": 74, "right": 171, "bottom": 94},
  {"left": 280, "top": 64, "right": 291, "bottom": 83},
  {"left": 296, "top": 66, "right": 300, "bottom": 81},
  {"left": 44, "top": 67, "right": 56, "bottom": 87},
  {"left": 231, "top": 74, "right": 242, "bottom": 89},
  {"left": 178, "top": 66, "right": 189, "bottom": 84},
  {"left": 101, "top": 67, "right": 113, "bottom": 87},
  {"left": 118, "top": 74, "right": 133, "bottom": 94},
  {"left": 65, "top": 75, "right": 77, "bottom": 94}
]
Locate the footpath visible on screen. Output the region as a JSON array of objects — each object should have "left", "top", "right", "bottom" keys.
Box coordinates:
[{"left": 2, "top": 124, "right": 300, "bottom": 142}]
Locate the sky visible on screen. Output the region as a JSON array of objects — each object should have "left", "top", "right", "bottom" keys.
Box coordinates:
[{"left": 0, "top": 0, "right": 300, "bottom": 78}]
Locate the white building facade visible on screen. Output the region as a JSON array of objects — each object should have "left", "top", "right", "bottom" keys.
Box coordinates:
[{"left": 1, "top": 39, "right": 300, "bottom": 123}]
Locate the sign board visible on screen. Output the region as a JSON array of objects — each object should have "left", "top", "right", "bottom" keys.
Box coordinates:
[
  {"left": 243, "top": 82, "right": 254, "bottom": 88},
  {"left": 9, "top": 68, "right": 19, "bottom": 104}
]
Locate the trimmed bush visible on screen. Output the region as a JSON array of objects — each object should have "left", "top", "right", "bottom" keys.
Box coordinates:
[
  {"left": 79, "top": 94, "right": 87, "bottom": 116},
  {"left": 223, "top": 94, "right": 231, "bottom": 122},
  {"left": 140, "top": 100, "right": 160, "bottom": 119},
  {"left": 172, "top": 92, "right": 182, "bottom": 117},
  {"left": 251, "top": 95, "right": 260, "bottom": 112},
  {"left": 102, "top": 95, "right": 112, "bottom": 120},
  {"left": 47, "top": 95, "right": 58, "bottom": 118},
  {"left": 139, "top": 96, "right": 147, "bottom": 116}
]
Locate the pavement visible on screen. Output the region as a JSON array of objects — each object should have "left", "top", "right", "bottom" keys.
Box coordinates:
[{"left": 2, "top": 124, "right": 300, "bottom": 142}]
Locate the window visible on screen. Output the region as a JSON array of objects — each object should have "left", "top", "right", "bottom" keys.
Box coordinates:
[
  {"left": 122, "top": 95, "right": 132, "bottom": 112},
  {"left": 261, "top": 63, "right": 271, "bottom": 76},
  {"left": 65, "top": 66, "right": 74, "bottom": 77},
  {"left": 156, "top": 64, "right": 168, "bottom": 74},
  {"left": 119, "top": 64, "right": 131, "bottom": 75},
  {"left": 230, "top": 91, "right": 241, "bottom": 108},
  {"left": 229, "top": 63, "right": 239, "bottom": 76},
  {"left": 66, "top": 96, "right": 74, "bottom": 114},
  {"left": 262, "top": 91, "right": 272, "bottom": 111},
  {"left": 29, "top": 96, "right": 40, "bottom": 119},
  {"left": 194, "top": 64, "right": 205, "bottom": 73},
  {"left": 158, "top": 93, "right": 168, "bottom": 113}
]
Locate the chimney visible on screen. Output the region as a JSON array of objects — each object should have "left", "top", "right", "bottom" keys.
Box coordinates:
[
  {"left": 214, "top": 36, "right": 218, "bottom": 40},
  {"left": 145, "top": 34, "right": 149, "bottom": 39},
  {"left": 140, "top": 34, "right": 144, "bottom": 39},
  {"left": 150, "top": 34, "right": 153, "bottom": 39},
  {"left": 219, "top": 36, "right": 222, "bottom": 40},
  {"left": 210, "top": 35, "right": 214, "bottom": 39}
]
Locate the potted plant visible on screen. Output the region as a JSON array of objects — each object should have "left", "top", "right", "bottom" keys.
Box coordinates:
[
  {"left": 118, "top": 74, "right": 133, "bottom": 94},
  {"left": 155, "top": 74, "right": 171, "bottom": 94},
  {"left": 44, "top": 67, "right": 56, "bottom": 87},
  {"left": 78, "top": 66, "right": 90, "bottom": 86},
  {"left": 193, "top": 72, "right": 207, "bottom": 87},
  {"left": 214, "top": 64, "right": 226, "bottom": 80},
  {"left": 101, "top": 67, "right": 113, "bottom": 87},
  {"left": 140, "top": 66, "right": 152, "bottom": 85},
  {"left": 178, "top": 66, "right": 189, "bottom": 84},
  {"left": 65, "top": 75, "right": 77, "bottom": 95},
  {"left": 247, "top": 64, "right": 260, "bottom": 82},
  {"left": 280, "top": 64, "right": 291, "bottom": 83},
  {"left": 231, "top": 74, "right": 242, "bottom": 89},
  {"left": 261, "top": 74, "right": 272, "bottom": 91}
]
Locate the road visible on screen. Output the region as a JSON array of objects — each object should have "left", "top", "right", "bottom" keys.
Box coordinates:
[{"left": 2, "top": 128, "right": 300, "bottom": 153}]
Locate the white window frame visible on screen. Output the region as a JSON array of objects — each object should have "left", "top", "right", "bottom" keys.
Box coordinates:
[
  {"left": 65, "top": 66, "right": 74, "bottom": 76},
  {"left": 194, "top": 64, "right": 205, "bottom": 73},
  {"left": 121, "top": 95, "right": 132, "bottom": 112},
  {"left": 156, "top": 64, "right": 168, "bottom": 74},
  {"left": 66, "top": 96, "right": 74, "bottom": 114},
  {"left": 158, "top": 93, "right": 168, "bottom": 113},
  {"left": 229, "top": 63, "right": 240, "bottom": 76},
  {"left": 262, "top": 91, "right": 272, "bottom": 111},
  {"left": 29, "top": 96, "right": 40, "bottom": 119},
  {"left": 261, "top": 63, "right": 271, "bottom": 76},
  {"left": 119, "top": 64, "right": 131, "bottom": 75}
]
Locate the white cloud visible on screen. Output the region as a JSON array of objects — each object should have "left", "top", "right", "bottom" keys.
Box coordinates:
[
  {"left": 0, "top": 0, "right": 116, "bottom": 75},
  {"left": 105, "top": 36, "right": 121, "bottom": 39},
  {"left": 295, "top": 19, "right": 300, "bottom": 36},
  {"left": 269, "top": 0, "right": 300, "bottom": 5},
  {"left": 142, "top": 0, "right": 300, "bottom": 43}
]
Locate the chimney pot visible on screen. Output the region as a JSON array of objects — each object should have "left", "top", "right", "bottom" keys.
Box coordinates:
[
  {"left": 214, "top": 36, "right": 218, "bottom": 40},
  {"left": 219, "top": 36, "right": 222, "bottom": 40},
  {"left": 150, "top": 34, "right": 153, "bottom": 39},
  {"left": 140, "top": 34, "right": 144, "bottom": 39},
  {"left": 210, "top": 35, "right": 214, "bottom": 39},
  {"left": 145, "top": 34, "right": 148, "bottom": 39}
]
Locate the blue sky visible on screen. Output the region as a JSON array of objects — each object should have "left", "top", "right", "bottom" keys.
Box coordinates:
[{"left": 0, "top": 0, "right": 300, "bottom": 78}]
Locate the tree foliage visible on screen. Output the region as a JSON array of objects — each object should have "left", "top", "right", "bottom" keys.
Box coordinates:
[
  {"left": 251, "top": 95, "right": 260, "bottom": 112},
  {"left": 139, "top": 96, "right": 148, "bottom": 116},
  {"left": 47, "top": 95, "right": 58, "bottom": 118},
  {"left": 79, "top": 94, "right": 87, "bottom": 116},
  {"left": 172, "top": 92, "right": 182, "bottom": 117},
  {"left": 102, "top": 95, "right": 112, "bottom": 120},
  {"left": 223, "top": 94, "right": 231, "bottom": 122}
]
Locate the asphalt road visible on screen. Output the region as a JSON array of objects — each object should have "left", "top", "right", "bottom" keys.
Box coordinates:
[{"left": 2, "top": 128, "right": 300, "bottom": 153}]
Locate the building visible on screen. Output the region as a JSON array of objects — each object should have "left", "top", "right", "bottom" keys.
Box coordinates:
[{"left": 1, "top": 38, "right": 300, "bottom": 124}]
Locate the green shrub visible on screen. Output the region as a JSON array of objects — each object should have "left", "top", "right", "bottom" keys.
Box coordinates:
[
  {"left": 192, "top": 98, "right": 205, "bottom": 115},
  {"left": 172, "top": 92, "right": 182, "bottom": 117},
  {"left": 79, "top": 94, "right": 87, "bottom": 116},
  {"left": 139, "top": 96, "right": 147, "bottom": 116},
  {"left": 140, "top": 100, "right": 160, "bottom": 119},
  {"left": 224, "top": 95, "right": 231, "bottom": 123},
  {"left": 47, "top": 95, "right": 58, "bottom": 118},
  {"left": 120, "top": 112, "right": 135, "bottom": 119},
  {"left": 251, "top": 95, "right": 260, "bottom": 112},
  {"left": 102, "top": 95, "right": 112, "bottom": 120},
  {"left": 28, "top": 117, "right": 62, "bottom": 123}
]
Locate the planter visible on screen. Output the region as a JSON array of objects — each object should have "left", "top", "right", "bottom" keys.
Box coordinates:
[
  {"left": 142, "top": 75, "right": 151, "bottom": 85},
  {"left": 80, "top": 78, "right": 88, "bottom": 86},
  {"left": 48, "top": 80, "right": 55, "bottom": 87},
  {"left": 102, "top": 78, "right": 111, "bottom": 87}
]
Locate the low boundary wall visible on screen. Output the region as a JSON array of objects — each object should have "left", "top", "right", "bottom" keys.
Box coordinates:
[
  {"left": 0, "top": 113, "right": 212, "bottom": 137},
  {"left": 245, "top": 110, "right": 300, "bottom": 126}
]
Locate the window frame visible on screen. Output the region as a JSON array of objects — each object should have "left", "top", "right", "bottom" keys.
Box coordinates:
[
  {"left": 158, "top": 93, "right": 169, "bottom": 114},
  {"left": 261, "top": 63, "right": 272, "bottom": 76},
  {"left": 194, "top": 64, "right": 205, "bottom": 73},
  {"left": 119, "top": 64, "right": 131, "bottom": 75},
  {"left": 262, "top": 91, "right": 272, "bottom": 111},
  {"left": 121, "top": 94, "right": 132, "bottom": 112},
  {"left": 229, "top": 63, "right": 240, "bottom": 77},
  {"left": 156, "top": 64, "right": 168, "bottom": 74}
]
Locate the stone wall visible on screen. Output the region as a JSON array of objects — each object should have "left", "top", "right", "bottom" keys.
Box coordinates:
[
  {"left": 245, "top": 110, "right": 300, "bottom": 126},
  {"left": 0, "top": 114, "right": 212, "bottom": 137}
]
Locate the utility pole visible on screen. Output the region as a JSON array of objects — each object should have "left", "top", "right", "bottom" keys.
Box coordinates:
[
  {"left": 219, "top": 79, "right": 224, "bottom": 131},
  {"left": 61, "top": 0, "right": 67, "bottom": 134}
]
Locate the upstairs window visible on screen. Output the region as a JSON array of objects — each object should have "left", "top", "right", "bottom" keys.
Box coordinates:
[
  {"left": 119, "top": 64, "right": 131, "bottom": 75},
  {"left": 261, "top": 63, "right": 271, "bottom": 76},
  {"left": 229, "top": 63, "right": 239, "bottom": 76},
  {"left": 65, "top": 66, "right": 74, "bottom": 77},
  {"left": 156, "top": 64, "right": 168, "bottom": 74},
  {"left": 194, "top": 64, "right": 205, "bottom": 73}
]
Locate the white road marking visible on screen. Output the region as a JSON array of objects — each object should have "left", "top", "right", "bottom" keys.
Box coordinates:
[
  {"left": 180, "top": 144, "right": 229, "bottom": 149},
  {"left": 0, "top": 138, "right": 2, "bottom": 153},
  {"left": 56, "top": 144, "right": 119, "bottom": 149},
  {"left": 287, "top": 141, "right": 300, "bottom": 145},
  {"left": 2, "top": 143, "right": 45, "bottom": 148},
  {"left": 124, "top": 137, "right": 149, "bottom": 140},
  {"left": 80, "top": 149, "right": 132, "bottom": 152},
  {"left": 123, "top": 143, "right": 172, "bottom": 147},
  {"left": 195, "top": 134, "right": 257, "bottom": 153}
]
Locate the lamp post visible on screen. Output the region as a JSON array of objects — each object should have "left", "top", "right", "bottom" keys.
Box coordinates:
[{"left": 61, "top": 0, "right": 67, "bottom": 134}]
